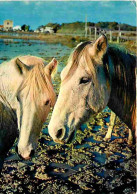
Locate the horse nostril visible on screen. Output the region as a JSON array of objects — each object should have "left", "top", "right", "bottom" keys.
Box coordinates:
[
  {"left": 56, "top": 128, "right": 63, "bottom": 139},
  {"left": 30, "top": 150, "right": 35, "bottom": 157}
]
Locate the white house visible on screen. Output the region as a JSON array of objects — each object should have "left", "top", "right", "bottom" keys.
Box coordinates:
[
  {"left": 4, "top": 20, "right": 13, "bottom": 31},
  {"left": 45, "top": 27, "right": 54, "bottom": 34},
  {"left": 13, "top": 26, "right": 21, "bottom": 31},
  {"left": 36, "top": 26, "right": 54, "bottom": 34}
]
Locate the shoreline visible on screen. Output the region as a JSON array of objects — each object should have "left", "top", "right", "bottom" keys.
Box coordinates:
[
  {"left": 0, "top": 33, "right": 136, "bottom": 53},
  {"left": 0, "top": 33, "right": 89, "bottom": 48}
]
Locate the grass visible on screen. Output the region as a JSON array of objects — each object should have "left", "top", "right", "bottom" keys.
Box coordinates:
[
  {"left": 0, "top": 33, "right": 89, "bottom": 48},
  {"left": 0, "top": 32, "right": 136, "bottom": 53}
]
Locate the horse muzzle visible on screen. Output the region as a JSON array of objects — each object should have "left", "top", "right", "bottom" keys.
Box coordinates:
[
  {"left": 15, "top": 145, "right": 35, "bottom": 160},
  {"left": 50, "top": 127, "right": 76, "bottom": 145}
]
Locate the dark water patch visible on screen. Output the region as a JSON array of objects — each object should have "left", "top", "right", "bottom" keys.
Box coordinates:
[
  {"left": 40, "top": 138, "right": 57, "bottom": 146},
  {"left": 114, "top": 152, "right": 126, "bottom": 158},
  {"left": 96, "top": 169, "right": 107, "bottom": 178},
  {"left": 75, "top": 144, "right": 91, "bottom": 149},
  {"left": 102, "top": 106, "right": 111, "bottom": 113},
  {"left": 85, "top": 136, "right": 102, "bottom": 143},
  {"left": 104, "top": 116, "right": 110, "bottom": 123},
  {"left": 47, "top": 162, "right": 85, "bottom": 180},
  {"left": 80, "top": 123, "right": 88, "bottom": 131},
  {"left": 116, "top": 167, "right": 122, "bottom": 171},
  {"left": 111, "top": 134, "right": 128, "bottom": 141},
  {"left": 93, "top": 152, "right": 106, "bottom": 164},
  {"left": 0, "top": 41, "right": 136, "bottom": 193},
  {"left": 92, "top": 125, "right": 101, "bottom": 132},
  {"left": 42, "top": 127, "right": 49, "bottom": 135}
]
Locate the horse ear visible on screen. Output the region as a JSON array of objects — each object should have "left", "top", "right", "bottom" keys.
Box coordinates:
[
  {"left": 16, "top": 58, "right": 30, "bottom": 75},
  {"left": 45, "top": 58, "right": 58, "bottom": 77},
  {"left": 93, "top": 35, "right": 107, "bottom": 58}
]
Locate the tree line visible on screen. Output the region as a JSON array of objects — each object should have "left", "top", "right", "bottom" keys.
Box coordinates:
[{"left": 37, "top": 21, "right": 136, "bottom": 32}]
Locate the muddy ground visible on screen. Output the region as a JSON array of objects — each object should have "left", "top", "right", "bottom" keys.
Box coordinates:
[
  {"left": 0, "top": 71, "right": 136, "bottom": 194},
  {"left": 0, "top": 39, "right": 136, "bottom": 193}
]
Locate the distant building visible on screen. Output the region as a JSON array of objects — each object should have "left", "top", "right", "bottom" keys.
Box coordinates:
[
  {"left": 13, "top": 25, "right": 21, "bottom": 31},
  {"left": 39, "top": 27, "right": 45, "bottom": 33},
  {"left": 4, "top": 20, "right": 13, "bottom": 31},
  {"left": 36, "top": 26, "right": 54, "bottom": 34},
  {"left": 45, "top": 27, "right": 54, "bottom": 34},
  {"left": 0, "top": 25, "right": 4, "bottom": 31}
]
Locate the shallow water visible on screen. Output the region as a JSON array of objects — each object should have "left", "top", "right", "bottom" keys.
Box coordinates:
[
  {"left": 0, "top": 38, "right": 71, "bottom": 66},
  {"left": 0, "top": 39, "right": 136, "bottom": 194}
]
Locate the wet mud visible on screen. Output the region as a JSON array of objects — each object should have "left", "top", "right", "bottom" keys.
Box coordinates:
[{"left": 0, "top": 39, "right": 136, "bottom": 193}]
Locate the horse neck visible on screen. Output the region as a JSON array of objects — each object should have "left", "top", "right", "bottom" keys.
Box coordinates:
[{"left": 107, "top": 47, "right": 136, "bottom": 130}]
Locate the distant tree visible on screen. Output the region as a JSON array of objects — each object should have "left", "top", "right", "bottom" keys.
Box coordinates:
[
  {"left": 120, "top": 23, "right": 136, "bottom": 31},
  {"left": 108, "top": 22, "right": 118, "bottom": 30},
  {"left": 88, "top": 22, "right": 95, "bottom": 27},
  {"left": 36, "top": 21, "right": 136, "bottom": 34},
  {"left": 37, "top": 25, "right": 44, "bottom": 30},
  {"left": 21, "top": 24, "right": 30, "bottom": 31},
  {"left": 96, "top": 21, "right": 119, "bottom": 30},
  {"left": 95, "top": 22, "right": 108, "bottom": 29},
  {"left": 21, "top": 24, "right": 25, "bottom": 31}
]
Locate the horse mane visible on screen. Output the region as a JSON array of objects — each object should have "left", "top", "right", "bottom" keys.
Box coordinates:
[
  {"left": 63, "top": 41, "right": 136, "bottom": 82},
  {"left": 62, "top": 40, "right": 136, "bottom": 130},
  {"left": 17, "top": 56, "right": 56, "bottom": 110},
  {"left": 63, "top": 41, "right": 97, "bottom": 82},
  {"left": 106, "top": 46, "right": 136, "bottom": 130}
]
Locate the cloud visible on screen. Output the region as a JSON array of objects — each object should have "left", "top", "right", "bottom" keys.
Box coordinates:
[
  {"left": 23, "top": 0, "right": 30, "bottom": 5},
  {"left": 0, "top": 0, "right": 30, "bottom": 2},
  {"left": 99, "top": 1, "right": 114, "bottom": 7}
]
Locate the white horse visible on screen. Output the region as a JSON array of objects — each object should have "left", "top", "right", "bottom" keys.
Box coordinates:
[
  {"left": 0, "top": 55, "right": 57, "bottom": 172},
  {"left": 48, "top": 35, "right": 136, "bottom": 145}
]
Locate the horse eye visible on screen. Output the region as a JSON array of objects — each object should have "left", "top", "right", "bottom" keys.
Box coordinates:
[
  {"left": 80, "top": 77, "right": 90, "bottom": 84},
  {"left": 45, "top": 100, "right": 50, "bottom": 106}
]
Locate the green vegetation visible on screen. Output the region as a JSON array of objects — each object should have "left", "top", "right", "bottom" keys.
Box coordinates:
[
  {"left": 0, "top": 34, "right": 136, "bottom": 193},
  {"left": 21, "top": 24, "right": 30, "bottom": 32},
  {"left": 38, "top": 21, "right": 136, "bottom": 35},
  {"left": 95, "top": 21, "right": 136, "bottom": 31},
  {"left": 57, "top": 22, "right": 85, "bottom": 34},
  {"left": 0, "top": 33, "right": 89, "bottom": 48}
]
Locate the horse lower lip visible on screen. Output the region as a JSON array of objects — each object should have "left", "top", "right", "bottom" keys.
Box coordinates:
[
  {"left": 17, "top": 153, "right": 31, "bottom": 160},
  {"left": 24, "top": 156, "right": 31, "bottom": 160}
]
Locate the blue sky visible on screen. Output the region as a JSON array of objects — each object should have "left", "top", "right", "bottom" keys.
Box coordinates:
[{"left": 0, "top": 1, "right": 136, "bottom": 30}]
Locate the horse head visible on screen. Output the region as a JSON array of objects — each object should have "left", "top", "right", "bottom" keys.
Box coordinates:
[
  {"left": 15, "top": 57, "right": 57, "bottom": 159},
  {"left": 48, "top": 35, "right": 111, "bottom": 144}
]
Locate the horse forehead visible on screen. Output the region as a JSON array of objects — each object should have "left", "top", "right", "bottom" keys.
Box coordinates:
[
  {"left": 60, "top": 65, "right": 69, "bottom": 80},
  {"left": 19, "top": 56, "right": 45, "bottom": 66},
  {"left": 19, "top": 86, "right": 48, "bottom": 99}
]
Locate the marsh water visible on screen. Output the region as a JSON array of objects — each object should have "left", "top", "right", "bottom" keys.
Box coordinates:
[{"left": 0, "top": 39, "right": 136, "bottom": 193}]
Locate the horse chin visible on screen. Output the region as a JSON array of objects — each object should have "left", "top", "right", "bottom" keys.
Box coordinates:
[
  {"left": 53, "top": 139, "right": 65, "bottom": 145},
  {"left": 17, "top": 152, "right": 31, "bottom": 160},
  {"left": 19, "top": 150, "right": 34, "bottom": 160},
  {"left": 16, "top": 144, "right": 35, "bottom": 160}
]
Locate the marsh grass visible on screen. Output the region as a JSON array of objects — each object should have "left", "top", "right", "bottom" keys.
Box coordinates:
[{"left": 0, "top": 32, "right": 136, "bottom": 52}]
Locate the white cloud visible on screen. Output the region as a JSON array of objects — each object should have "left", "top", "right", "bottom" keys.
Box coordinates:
[
  {"left": 99, "top": 2, "right": 110, "bottom": 7},
  {"left": 23, "top": 0, "right": 30, "bottom": 5},
  {"left": 99, "top": 1, "right": 114, "bottom": 7}
]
